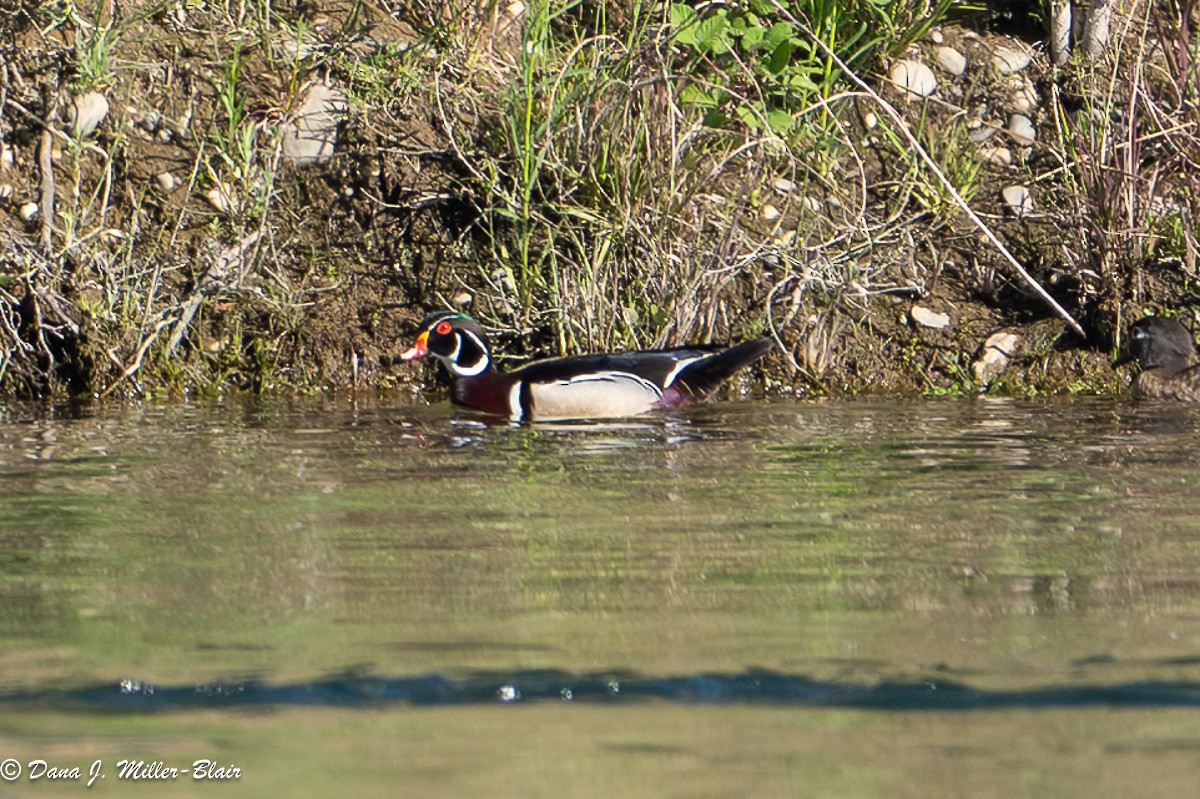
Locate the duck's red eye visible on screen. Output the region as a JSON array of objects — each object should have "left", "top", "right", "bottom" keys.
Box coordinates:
[{"left": 435, "top": 320, "right": 452, "bottom": 335}]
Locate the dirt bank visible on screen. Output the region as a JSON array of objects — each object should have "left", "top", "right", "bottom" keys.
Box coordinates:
[{"left": 0, "top": 2, "right": 1195, "bottom": 401}]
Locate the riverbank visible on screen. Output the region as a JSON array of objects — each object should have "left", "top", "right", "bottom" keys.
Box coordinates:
[{"left": 1, "top": 1, "right": 1195, "bottom": 400}]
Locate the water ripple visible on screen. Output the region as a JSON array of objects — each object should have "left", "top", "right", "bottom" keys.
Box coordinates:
[{"left": 6, "top": 670, "right": 1200, "bottom": 711}]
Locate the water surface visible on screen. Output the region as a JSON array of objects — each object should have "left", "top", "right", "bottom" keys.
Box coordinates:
[{"left": 2, "top": 396, "right": 1200, "bottom": 796}]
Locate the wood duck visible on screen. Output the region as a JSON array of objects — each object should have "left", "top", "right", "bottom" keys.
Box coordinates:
[
  {"left": 1112, "top": 316, "right": 1200, "bottom": 401},
  {"left": 401, "top": 311, "right": 771, "bottom": 420}
]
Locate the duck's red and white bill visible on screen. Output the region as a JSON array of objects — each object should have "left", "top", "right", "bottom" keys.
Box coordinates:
[{"left": 402, "top": 331, "right": 429, "bottom": 361}]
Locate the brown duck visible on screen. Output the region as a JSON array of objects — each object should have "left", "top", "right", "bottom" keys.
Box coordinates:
[{"left": 1113, "top": 316, "right": 1200, "bottom": 401}]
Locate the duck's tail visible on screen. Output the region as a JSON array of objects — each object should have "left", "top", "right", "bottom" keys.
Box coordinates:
[{"left": 663, "top": 338, "right": 772, "bottom": 405}]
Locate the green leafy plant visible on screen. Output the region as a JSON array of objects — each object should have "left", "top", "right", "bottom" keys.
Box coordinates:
[
  {"left": 668, "top": 0, "right": 959, "bottom": 137},
  {"left": 72, "top": 20, "right": 120, "bottom": 91},
  {"left": 202, "top": 45, "right": 277, "bottom": 220}
]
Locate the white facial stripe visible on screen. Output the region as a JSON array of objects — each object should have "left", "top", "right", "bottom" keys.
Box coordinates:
[
  {"left": 662, "top": 356, "right": 703, "bottom": 388},
  {"left": 446, "top": 336, "right": 461, "bottom": 361},
  {"left": 462, "top": 329, "right": 486, "bottom": 351},
  {"left": 451, "top": 329, "right": 490, "bottom": 377}
]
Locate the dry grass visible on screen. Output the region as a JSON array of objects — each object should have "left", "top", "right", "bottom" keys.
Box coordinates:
[
  {"left": 1, "top": 0, "right": 1197, "bottom": 398},
  {"left": 1041, "top": 0, "right": 1200, "bottom": 342}
]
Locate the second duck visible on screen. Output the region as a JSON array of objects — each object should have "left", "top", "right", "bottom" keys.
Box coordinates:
[{"left": 1113, "top": 315, "right": 1200, "bottom": 401}]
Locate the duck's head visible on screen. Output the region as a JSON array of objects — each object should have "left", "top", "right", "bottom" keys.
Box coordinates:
[
  {"left": 402, "top": 312, "right": 492, "bottom": 377},
  {"left": 1113, "top": 316, "right": 1198, "bottom": 374}
]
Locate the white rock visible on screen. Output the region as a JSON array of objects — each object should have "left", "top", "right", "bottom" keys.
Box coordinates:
[
  {"left": 979, "top": 145, "right": 1013, "bottom": 167},
  {"left": 19, "top": 201, "right": 39, "bottom": 221},
  {"left": 969, "top": 124, "right": 998, "bottom": 143},
  {"left": 803, "top": 196, "right": 821, "bottom": 213},
  {"left": 935, "top": 46, "right": 967, "bottom": 77},
  {"left": 1006, "top": 113, "right": 1036, "bottom": 144},
  {"left": 156, "top": 172, "right": 177, "bottom": 192},
  {"left": 281, "top": 84, "right": 348, "bottom": 166},
  {"left": 772, "top": 178, "right": 796, "bottom": 195},
  {"left": 69, "top": 91, "right": 109, "bottom": 138},
  {"left": 929, "top": 29, "right": 944, "bottom": 44},
  {"left": 204, "top": 185, "right": 233, "bottom": 214},
  {"left": 1002, "top": 185, "right": 1033, "bottom": 218},
  {"left": 0, "top": 142, "right": 12, "bottom": 169},
  {"left": 890, "top": 59, "right": 937, "bottom": 97},
  {"left": 973, "top": 331, "right": 1022, "bottom": 383},
  {"left": 1008, "top": 82, "right": 1038, "bottom": 115},
  {"left": 992, "top": 43, "right": 1033, "bottom": 74},
  {"left": 0, "top": 184, "right": 11, "bottom": 200},
  {"left": 863, "top": 111, "right": 878, "bottom": 129},
  {"left": 131, "top": 108, "right": 161, "bottom": 133},
  {"left": 910, "top": 305, "right": 952, "bottom": 329},
  {"left": 761, "top": 204, "right": 780, "bottom": 221}
]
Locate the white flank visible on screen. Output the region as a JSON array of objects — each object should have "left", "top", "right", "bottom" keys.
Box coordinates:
[{"left": 528, "top": 372, "right": 663, "bottom": 420}]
